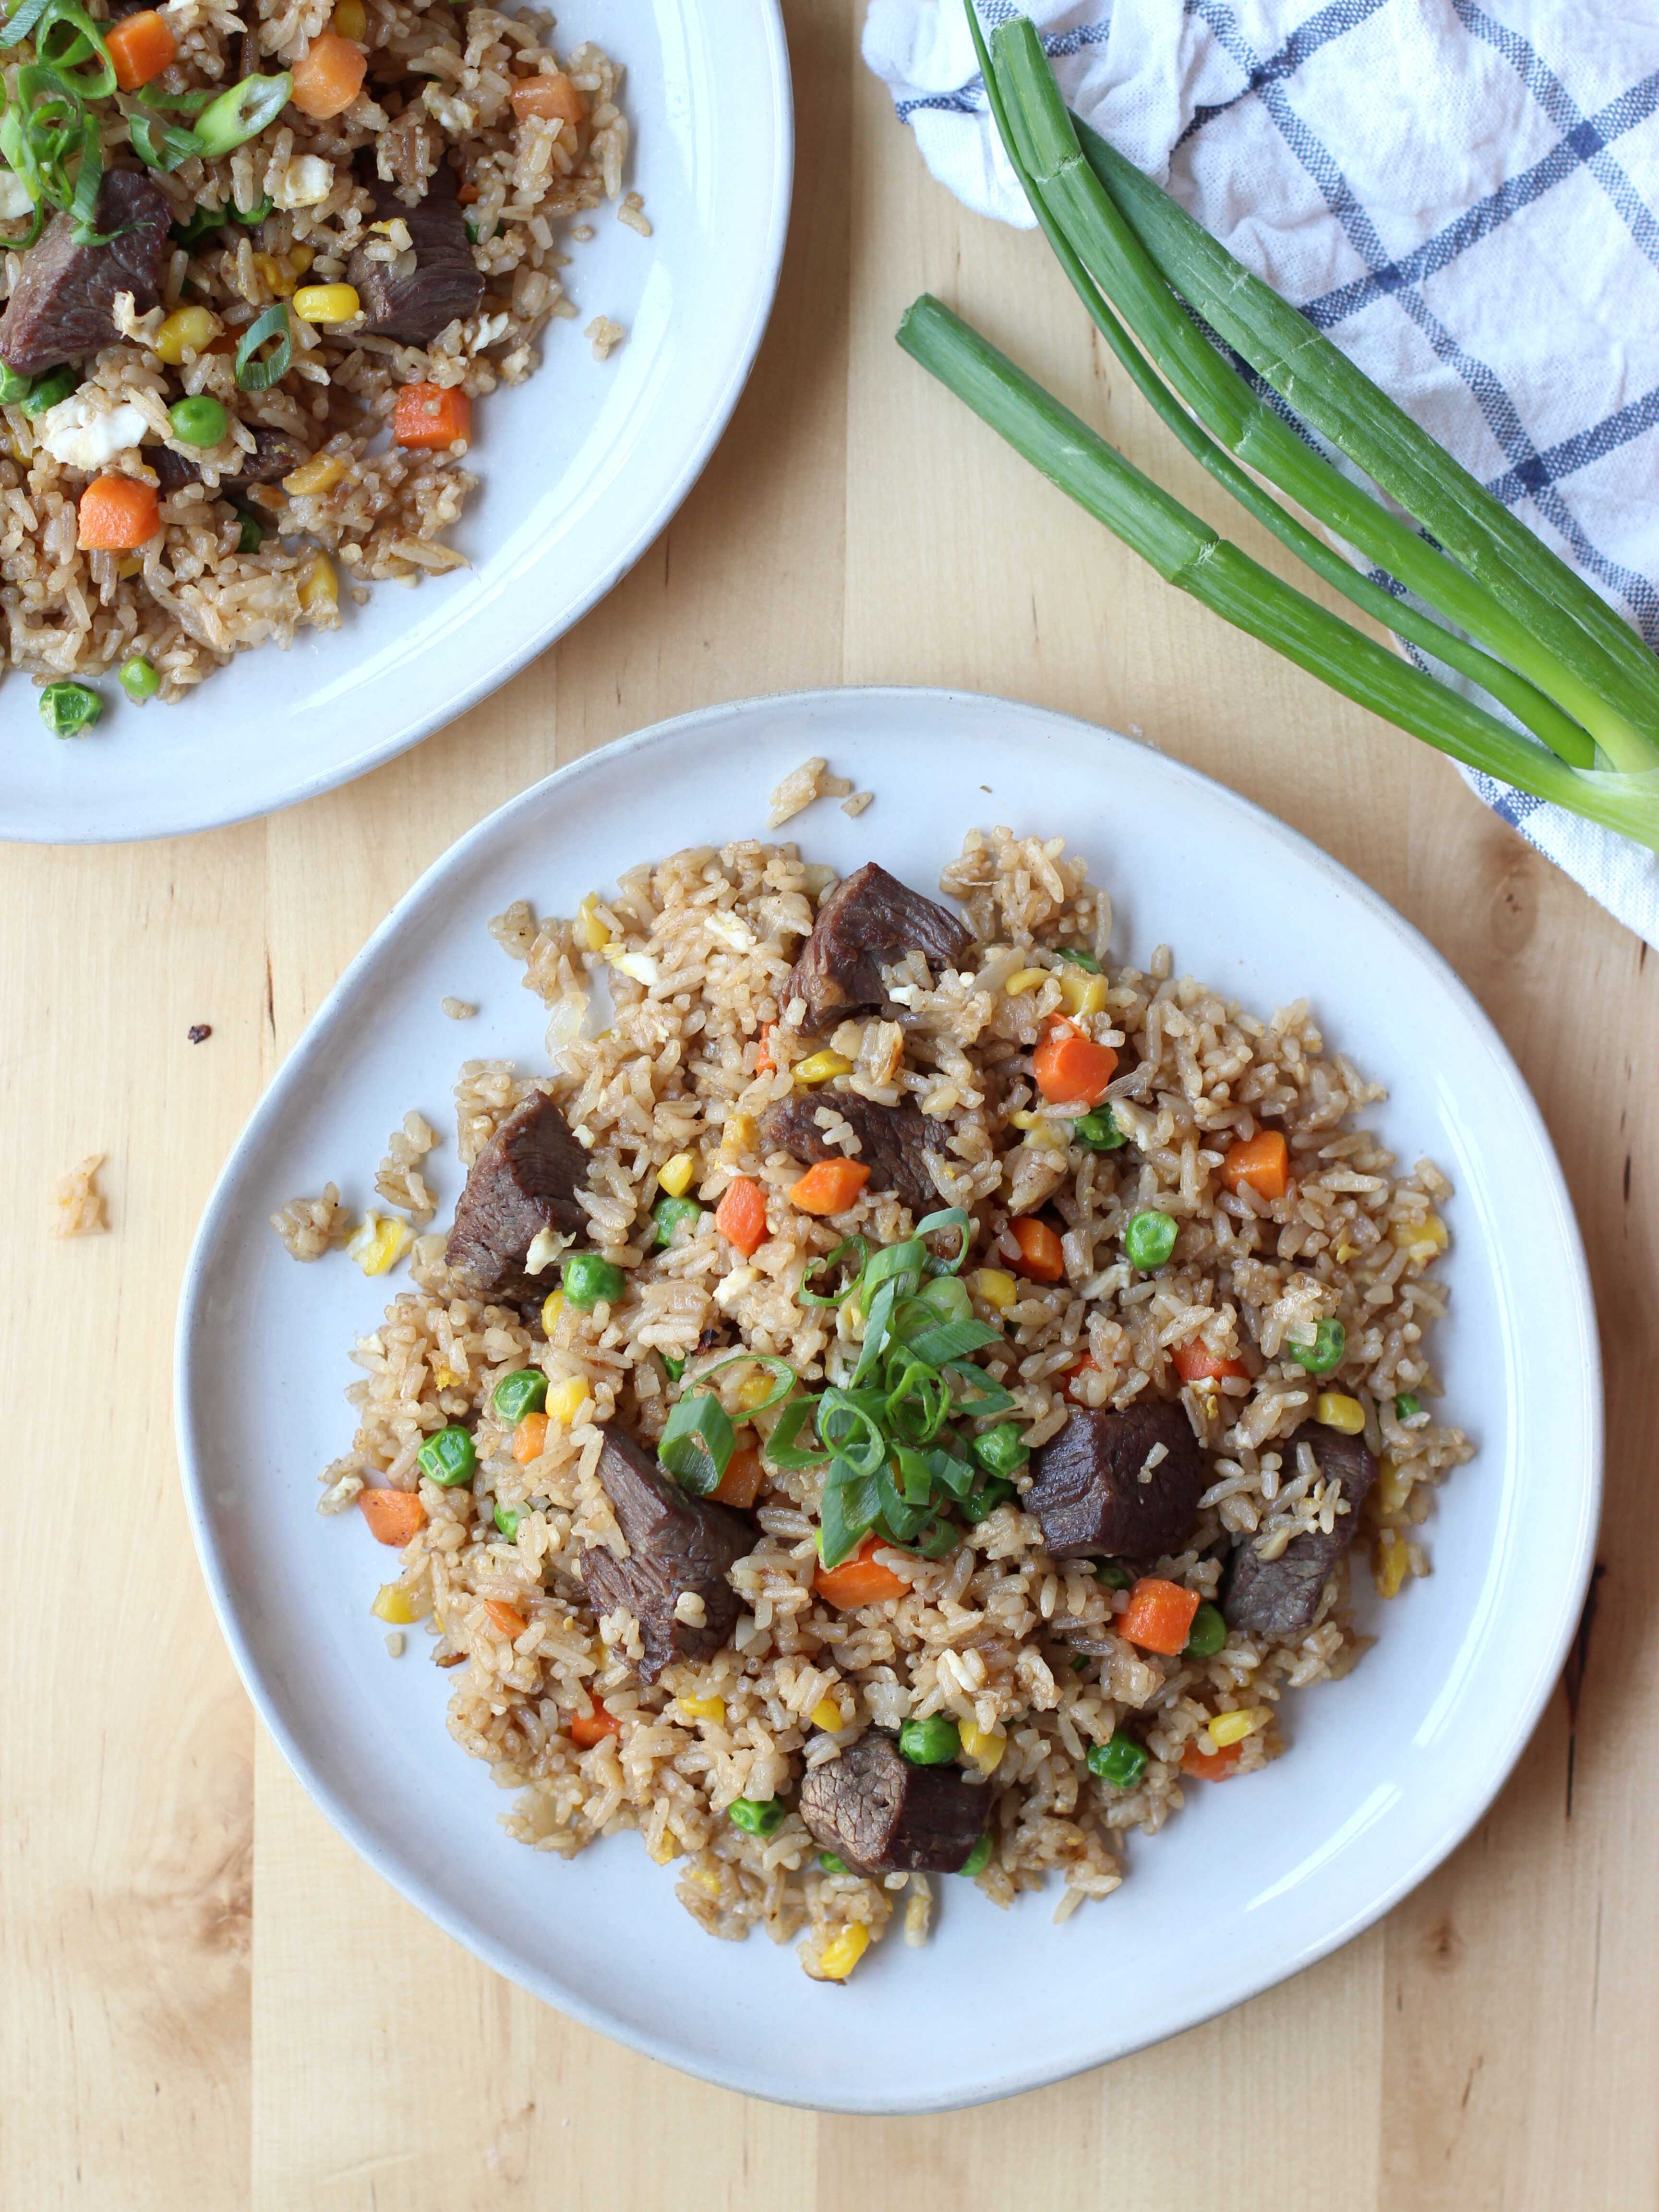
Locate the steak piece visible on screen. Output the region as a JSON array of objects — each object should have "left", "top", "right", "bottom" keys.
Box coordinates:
[
  {"left": 785, "top": 864, "right": 971, "bottom": 1033},
  {"left": 1027, "top": 1399, "right": 1208, "bottom": 1561},
  {"left": 445, "top": 1091, "right": 588, "bottom": 1306},
  {"left": 345, "top": 167, "right": 483, "bottom": 346},
  {"left": 578, "top": 1423, "right": 750, "bottom": 1683},
  {"left": 0, "top": 172, "right": 171, "bottom": 376},
  {"left": 758, "top": 1092, "right": 949, "bottom": 1214},
  {"left": 1222, "top": 1428, "right": 1378, "bottom": 1637},
  {"left": 800, "top": 1731, "right": 985, "bottom": 1875},
  {"left": 153, "top": 425, "right": 310, "bottom": 495}
]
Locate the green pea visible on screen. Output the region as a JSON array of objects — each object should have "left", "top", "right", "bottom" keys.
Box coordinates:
[
  {"left": 168, "top": 394, "right": 229, "bottom": 448},
  {"left": 817, "top": 1850, "right": 850, "bottom": 1876},
  {"left": 1086, "top": 1732, "right": 1149, "bottom": 1788},
  {"left": 0, "top": 361, "right": 31, "bottom": 405},
  {"left": 235, "top": 507, "right": 266, "bottom": 554},
  {"left": 1073, "top": 1108, "right": 1125, "bottom": 1152},
  {"left": 21, "top": 366, "right": 75, "bottom": 418},
  {"left": 1288, "top": 1317, "right": 1346, "bottom": 1375},
  {"left": 38, "top": 680, "right": 101, "bottom": 737},
  {"left": 493, "top": 1369, "right": 548, "bottom": 1423},
  {"left": 1123, "top": 1209, "right": 1178, "bottom": 1271},
  {"left": 652, "top": 1194, "right": 703, "bottom": 1248},
  {"left": 959, "top": 1831, "right": 994, "bottom": 1877},
  {"left": 1094, "top": 1560, "right": 1133, "bottom": 1589},
  {"left": 119, "top": 655, "right": 160, "bottom": 702},
  {"left": 972, "top": 1423, "right": 1029, "bottom": 1476},
  {"left": 1183, "top": 1601, "right": 1227, "bottom": 1659},
  {"left": 1051, "top": 945, "right": 1101, "bottom": 973},
  {"left": 898, "top": 1715, "right": 961, "bottom": 1766},
  {"left": 416, "top": 1425, "right": 476, "bottom": 1487},
  {"left": 1395, "top": 1392, "right": 1423, "bottom": 1421},
  {"left": 562, "top": 1251, "right": 626, "bottom": 1309},
  {"left": 493, "top": 1498, "right": 523, "bottom": 1540},
  {"left": 727, "top": 1796, "right": 784, "bottom": 1837}
]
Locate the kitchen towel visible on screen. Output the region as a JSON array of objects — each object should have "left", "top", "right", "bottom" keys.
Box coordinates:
[{"left": 865, "top": 0, "right": 1659, "bottom": 943}]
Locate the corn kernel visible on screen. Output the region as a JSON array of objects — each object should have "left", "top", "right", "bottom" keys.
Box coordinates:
[
  {"left": 541, "top": 1288, "right": 565, "bottom": 1334},
  {"left": 546, "top": 1375, "right": 589, "bottom": 1425},
  {"left": 817, "top": 1923, "right": 870, "bottom": 1982},
  {"left": 1314, "top": 1392, "right": 1366, "bottom": 1435},
  {"left": 1058, "top": 969, "right": 1108, "bottom": 1017},
  {"left": 721, "top": 1112, "right": 757, "bottom": 1155},
  {"left": 737, "top": 1373, "right": 774, "bottom": 1411},
  {"left": 659, "top": 1151, "right": 696, "bottom": 1198},
  {"left": 810, "top": 1696, "right": 844, "bottom": 1733},
  {"left": 1373, "top": 1527, "right": 1409, "bottom": 1599},
  {"left": 346, "top": 1211, "right": 411, "bottom": 1275},
  {"left": 678, "top": 1693, "right": 726, "bottom": 1723},
  {"left": 1334, "top": 1240, "right": 1358, "bottom": 1263},
  {"left": 116, "top": 555, "right": 141, "bottom": 579},
  {"left": 960, "top": 1719, "right": 1007, "bottom": 1776},
  {"left": 297, "top": 551, "right": 338, "bottom": 614},
  {"left": 576, "top": 892, "right": 611, "bottom": 950},
  {"left": 972, "top": 1268, "right": 1018, "bottom": 1310},
  {"left": 371, "top": 1582, "right": 416, "bottom": 1625},
  {"left": 795, "top": 1049, "right": 854, "bottom": 1085},
  {"left": 686, "top": 1866, "right": 722, "bottom": 1899},
  {"left": 253, "top": 250, "right": 296, "bottom": 299},
  {"left": 433, "top": 1365, "right": 458, "bottom": 1389},
  {"left": 1004, "top": 967, "right": 1047, "bottom": 995},
  {"left": 332, "top": 0, "right": 366, "bottom": 35},
  {"left": 154, "top": 305, "right": 217, "bottom": 364},
  {"left": 292, "top": 283, "right": 361, "bottom": 325},
  {"left": 1390, "top": 1213, "right": 1449, "bottom": 1263},
  {"left": 286, "top": 244, "right": 315, "bottom": 279},
  {"left": 1376, "top": 1453, "right": 1410, "bottom": 1516},
  {"left": 648, "top": 1832, "right": 678, "bottom": 1865},
  {"left": 284, "top": 454, "right": 349, "bottom": 497},
  {"left": 1208, "top": 1707, "right": 1266, "bottom": 1748}
]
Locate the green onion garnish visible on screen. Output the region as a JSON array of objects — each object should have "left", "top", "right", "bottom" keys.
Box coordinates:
[
  {"left": 235, "top": 303, "right": 291, "bottom": 393},
  {"left": 657, "top": 1391, "right": 735, "bottom": 1497},
  {"left": 191, "top": 72, "right": 294, "bottom": 158}
]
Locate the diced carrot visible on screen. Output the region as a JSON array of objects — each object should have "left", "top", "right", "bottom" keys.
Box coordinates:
[
  {"left": 510, "top": 70, "right": 585, "bottom": 126},
  {"left": 1033, "top": 1016, "right": 1118, "bottom": 1107},
  {"left": 511, "top": 1411, "right": 549, "bottom": 1464},
  {"left": 715, "top": 1175, "right": 769, "bottom": 1257},
  {"left": 1064, "top": 1353, "right": 1098, "bottom": 1402},
  {"left": 357, "top": 1487, "right": 427, "bottom": 1546},
  {"left": 76, "top": 476, "right": 160, "bottom": 552},
  {"left": 457, "top": 180, "right": 481, "bottom": 205},
  {"left": 484, "top": 1599, "right": 528, "bottom": 1639},
  {"left": 570, "top": 1698, "right": 619, "bottom": 1747},
  {"left": 813, "top": 1534, "right": 912, "bottom": 1610},
  {"left": 789, "top": 1158, "right": 871, "bottom": 1216},
  {"left": 1119, "top": 1576, "right": 1202, "bottom": 1656},
  {"left": 1172, "top": 1341, "right": 1249, "bottom": 1384},
  {"left": 105, "top": 8, "right": 176, "bottom": 88},
  {"left": 290, "top": 29, "right": 367, "bottom": 118},
  {"left": 1010, "top": 1215, "right": 1064, "bottom": 1283},
  {"left": 392, "top": 381, "right": 472, "bottom": 452},
  {"left": 755, "top": 1022, "right": 776, "bottom": 1076},
  {"left": 1180, "top": 1736, "right": 1246, "bottom": 1779},
  {"left": 713, "top": 1444, "right": 764, "bottom": 1509},
  {"left": 1220, "top": 1129, "right": 1289, "bottom": 1201}
]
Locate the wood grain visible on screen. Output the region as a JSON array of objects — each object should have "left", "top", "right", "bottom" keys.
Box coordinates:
[{"left": 4, "top": 3, "right": 1655, "bottom": 2204}]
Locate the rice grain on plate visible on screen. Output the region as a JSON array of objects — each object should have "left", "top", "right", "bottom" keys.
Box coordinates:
[{"left": 313, "top": 829, "right": 1471, "bottom": 1976}]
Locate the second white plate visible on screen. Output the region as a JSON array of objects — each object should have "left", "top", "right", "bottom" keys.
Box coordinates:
[{"left": 176, "top": 687, "right": 1600, "bottom": 2110}]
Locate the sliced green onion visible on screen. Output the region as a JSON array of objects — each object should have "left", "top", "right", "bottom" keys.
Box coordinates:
[
  {"left": 130, "top": 111, "right": 204, "bottom": 172},
  {"left": 817, "top": 1387, "right": 887, "bottom": 1477},
  {"left": 232, "top": 194, "right": 274, "bottom": 224},
  {"left": 798, "top": 1235, "right": 867, "bottom": 1307},
  {"left": 817, "top": 1456, "right": 881, "bottom": 1568},
  {"left": 959, "top": 1831, "right": 994, "bottom": 1876},
  {"left": 765, "top": 1395, "right": 829, "bottom": 1470},
  {"left": 1394, "top": 1392, "right": 1423, "bottom": 1421},
  {"left": 171, "top": 205, "right": 229, "bottom": 249},
  {"left": 914, "top": 1206, "right": 974, "bottom": 1274},
  {"left": 1052, "top": 945, "right": 1101, "bottom": 972},
  {"left": 657, "top": 1391, "right": 734, "bottom": 1497},
  {"left": 234, "top": 302, "right": 291, "bottom": 393},
  {"left": 971, "top": 1423, "right": 1029, "bottom": 1476},
  {"left": 896, "top": 1312, "right": 1002, "bottom": 1368},
  {"left": 864, "top": 1237, "right": 926, "bottom": 1295},
  {"left": 191, "top": 71, "right": 294, "bottom": 159},
  {"left": 875, "top": 1461, "right": 928, "bottom": 1543},
  {"left": 959, "top": 1474, "right": 1015, "bottom": 1523},
  {"left": 661, "top": 1353, "right": 685, "bottom": 1383},
  {"left": 692, "top": 1349, "right": 796, "bottom": 1413}
]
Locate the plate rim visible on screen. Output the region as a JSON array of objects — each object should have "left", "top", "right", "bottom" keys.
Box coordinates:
[
  {"left": 174, "top": 684, "right": 1603, "bottom": 2110},
  {"left": 7, "top": 0, "right": 794, "bottom": 848}
]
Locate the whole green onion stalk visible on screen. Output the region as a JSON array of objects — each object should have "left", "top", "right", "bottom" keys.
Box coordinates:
[{"left": 894, "top": 4, "right": 1659, "bottom": 854}]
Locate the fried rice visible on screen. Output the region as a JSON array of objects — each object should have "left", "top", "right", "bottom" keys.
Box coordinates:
[
  {"left": 1, "top": 0, "right": 629, "bottom": 701},
  {"left": 303, "top": 826, "right": 1472, "bottom": 1980}
]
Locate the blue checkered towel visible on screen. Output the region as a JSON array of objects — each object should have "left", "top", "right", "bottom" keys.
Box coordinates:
[{"left": 865, "top": 0, "right": 1659, "bottom": 943}]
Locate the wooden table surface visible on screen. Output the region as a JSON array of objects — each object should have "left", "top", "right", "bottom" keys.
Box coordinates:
[{"left": 5, "top": 6, "right": 1654, "bottom": 2204}]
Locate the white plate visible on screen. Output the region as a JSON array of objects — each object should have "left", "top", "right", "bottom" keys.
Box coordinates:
[
  {"left": 176, "top": 687, "right": 1601, "bottom": 2112},
  {"left": 3, "top": 1, "right": 791, "bottom": 845}
]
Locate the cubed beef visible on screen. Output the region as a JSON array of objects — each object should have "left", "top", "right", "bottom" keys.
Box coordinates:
[
  {"left": 0, "top": 172, "right": 172, "bottom": 376},
  {"left": 578, "top": 1423, "right": 750, "bottom": 1683},
  {"left": 1222, "top": 1428, "right": 1378, "bottom": 1636},
  {"left": 444, "top": 1091, "right": 587, "bottom": 1306},
  {"left": 784, "top": 863, "right": 970, "bottom": 1032},
  {"left": 758, "top": 1092, "right": 949, "bottom": 1214},
  {"left": 799, "top": 1731, "right": 985, "bottom": 1875},
  {"left": 1027, "top": 1399, "right": 1208, "bottom": 1560},
  {"left": 344, "top": 168, "right": 483, "bottom": 346},
  {"left": 153, "top": 425, "right": 310, "bottom": 495}
]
